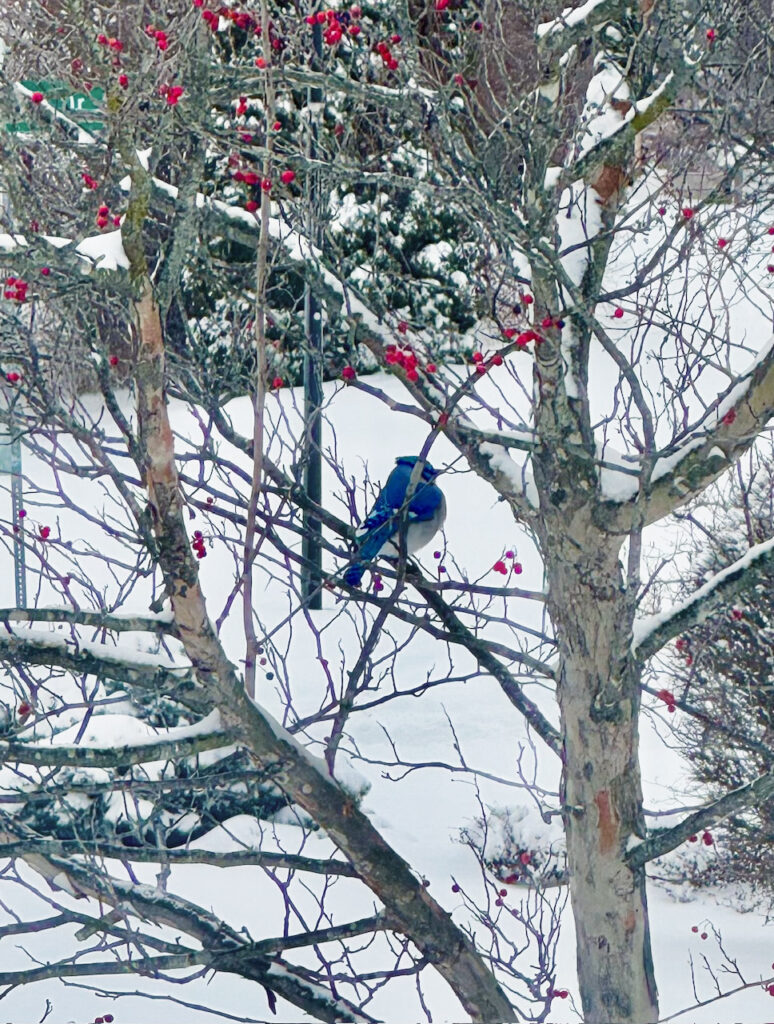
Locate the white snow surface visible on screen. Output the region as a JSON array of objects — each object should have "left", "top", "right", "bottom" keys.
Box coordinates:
[
  {"left": 1, "top": 373, "right": 773, "bottom": 1023},
  {"left": 537, "top": 0, "right": 609, "bottom": 39}
]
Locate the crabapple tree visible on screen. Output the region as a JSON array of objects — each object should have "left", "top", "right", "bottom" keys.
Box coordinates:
[{"left": 0, "top": 0, "right": 773, "bottom": 1022}]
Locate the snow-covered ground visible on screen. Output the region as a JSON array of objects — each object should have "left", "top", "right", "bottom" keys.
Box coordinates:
[{"left": 1, "top": 369, "right": 773, "bottom": 1024}]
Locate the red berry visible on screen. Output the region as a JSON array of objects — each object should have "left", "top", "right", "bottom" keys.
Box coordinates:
[
  {"left": 109, "top": 355, "right": 119, "bottom": 366},
  {"left": 731, "top": 607, "right": 743, "bottom": 620},
  {"left": 280, "top": 169, "right": 296, "bottom": 185},
  {"left": 272, "top": 120, "right": 282, "bottom": 131},
  {"left": 706, "top": 28, "right": 715, "bottom": 41},
  {"left": 6, "top": 372, "right": 21, "bottom": 383},
  {"left": 341, "top": 365, "right": 356, "bottom": 381},
  {"left": 702, "top": 831, "right": 713, "bottom": 845},
  {"left": 40, "top": 266, "right": 50, "bottom": 276},
  {"left": 397, "top": 320, "right": 408, "bottom": 334},
  {"left": 18, "top": 509, "right": 26, "bottom": 518},
  {"left": 613, "top": 307, "right": 624, "bottom": 319},
  {"left": 519, "top": 851, "right": 531, "bottom": 865},
  {"left": 261, "top": 178, "right": 272, "bottom": 192},
  {"left": 541, "top": 316, "right": 553, "bottom": 328},
  {"left": 256, "top": 57, "right": 266, "bottom": 68},
  {"left": 717, "top": 237, "right": 727, "bottom": 248},
  {"left": 433, "top": 551, "right": 441, "bottom": 559},
  {"left": 691, "top": 925, "right": 698, "bottom": 932},
  {"left": 688, "top": 834, "right": 698, "bottom": 842},
  {"left": 722, "top": 408, "right": 736, "bottom": 425},
  {"left": 451, "top": 883, "right": 460, "bottom": 892},
  {"left": 472, "top": 351, "right": 484, "bottom": 362},
  {"left": 406, "top": 367, "right": 419, "bottom": 382},
  {"left": 658, "top": 206, "right": 666, "bottom": 215},
  {"left": 425, "top": 363, "right": 437, "bottom": 373},
  {"left": 682, "top": 207, "right": 694, "bottom": 219},
  {"left": 435, "top": 0, "right": 449, "bottom": 9},
  {"left": 272, "top": 376, "right": 283, "bottom": 389},
  {"left": 493, "top": 560, "right": 507, "bottom": 574},
  {"left": 245, "top": 200, "right": 258, "bottom": 212},
  {"left": 453, "top": 72, "right": 464, "bottom": 85},
  {"left": 513, "top": 562, "right": 522, "bottom": 574},
  {"left": 491, "top": 353, "right": 503, "bottom": 365},
  {"left": 119, "top": 73, "right": 129, "bottom": 88},
  {"left": 701, "top": 932, "right": 708, "bottom": 940},
  {"left": 522, "top": 294, "right": 533, "bottom": 305},
  {"left": 475, "top": 362, "right": 487, "bottom": 374},
  {"left": 39, "top": 526, "right": 50, "bottom": 539},
  {"left": 31, "top": 91, "right": 44, "bottom": 104},
  {"left": 18, "top": 701, "right": 32, "bottom": 716}
]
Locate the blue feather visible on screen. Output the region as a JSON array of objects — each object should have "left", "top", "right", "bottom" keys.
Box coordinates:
[{"left": 344, "top": 457, "right": 445, "bottom": 587}]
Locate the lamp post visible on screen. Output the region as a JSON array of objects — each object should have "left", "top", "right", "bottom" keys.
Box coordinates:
[{"left": 301, "top": 20, "right": 324, "bottom": 609}]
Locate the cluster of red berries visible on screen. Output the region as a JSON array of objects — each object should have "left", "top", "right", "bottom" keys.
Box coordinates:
[
  {"left": 200, "top": 8, "right": 221, "bottom": 30},
  {"left": 501, "top": 328, "right": 542, "bottom": 347},
  {"left": 675, "top": 636, "right": 693, "bottom": 667},
  {"left": 687, "top": 830, "right": 714, "bottom": 846},
  {"left": 97, "top": 33, "right": 123, "bottom": 51},
  {"left": 92, "top": 1016, "right": 115, "bottom": 1023},
  {"left": 39, "top": 526, "right": 51, "bottom": 539},
  {"left": 493, "top": 551, "right": 523, "bottom": 575},
  {"left": 3, "top": 277, "right": 28, "bottom": 302},
  {"left": 96, "top": 203, "right": 121, "bottom": 230},
  {"left": 144, "top": 25, "right": 170, "bottom": 51},
  {"left": 471, "top": 350, "right": 505, "bottom": 375},
  {"left": 690, "top": 926, "right": 709, "bottom": 939},
  {"left": 384, "top": 344, "right": 435, "bottom": 381},
  {"left": 372, "top": 571, "right": 383, "bottom": 593},
  {"left": 656, "top": 688, "right": 676, "bottom": 713},
  {"left": 549, "top": 989, "right": 569, "bottom": 1000},
  {"left": 5, "top": 371, "right": 22, "bottom": 383},
  {"left": 17, "top": 701, "right": 32, "bottom": 718},
  {"left": 192, "top": 530, "right": 207, "bottom": 559},
  {"left": 82, "top": 172, "right": 99, "bottom": 190},
  {"left": 160, "top": 83, "right": 184, "bottom": 105},
  {"left": 375, "top": 38, "right": 400, "bottom": 70}
]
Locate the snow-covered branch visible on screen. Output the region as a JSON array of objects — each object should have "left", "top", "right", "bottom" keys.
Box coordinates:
[{"left": 631, "top": 535, "right": 774, "bottom": 661}]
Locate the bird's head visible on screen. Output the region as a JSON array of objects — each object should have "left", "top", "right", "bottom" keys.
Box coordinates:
[{"left": 395, "top": 455, "right": 440, "bottom": 480}]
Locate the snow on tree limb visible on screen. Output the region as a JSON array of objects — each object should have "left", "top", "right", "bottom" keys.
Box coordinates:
[
  {"left": 627, "top": 768, "right": 774, "bottom": 870},
  {"left": 631, "top": 535, "right": 774, "bottom": 660}
]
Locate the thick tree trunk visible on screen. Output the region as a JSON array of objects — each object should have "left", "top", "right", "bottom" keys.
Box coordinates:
[{"left": 544, "top": 522, "right": 658, "bottom": 1024}]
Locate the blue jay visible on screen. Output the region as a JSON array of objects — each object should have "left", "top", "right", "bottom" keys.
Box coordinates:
[{"left": 344, "top": 456, "right": 446, "bottom": 587}]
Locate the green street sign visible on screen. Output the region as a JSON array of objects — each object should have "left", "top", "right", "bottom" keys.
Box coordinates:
[{"left": 7, "top": 80, "right": 105, "bottom": 133}]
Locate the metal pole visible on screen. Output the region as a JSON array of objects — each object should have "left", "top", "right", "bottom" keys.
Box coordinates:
[{"left": 301, "top": 19, "right": 323, "bottom": 608}]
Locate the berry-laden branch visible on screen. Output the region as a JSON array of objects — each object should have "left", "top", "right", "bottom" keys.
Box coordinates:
[{"left": 627, "top": 767, "right": 774, "bottom": 870}]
